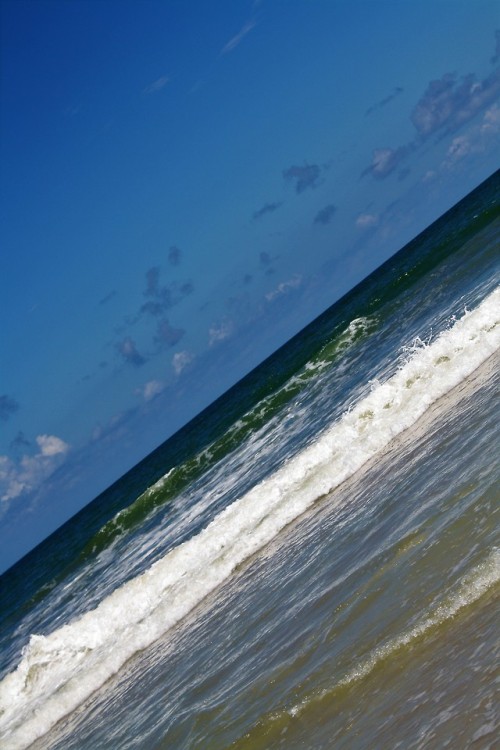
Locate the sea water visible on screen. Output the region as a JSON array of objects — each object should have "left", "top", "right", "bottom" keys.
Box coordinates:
[{"left": 0, "top": 171, "right": 499, "bottom": 749}]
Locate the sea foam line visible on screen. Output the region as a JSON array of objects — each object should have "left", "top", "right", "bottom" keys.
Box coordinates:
[
  {"left": 235, "top": 547, "right": 500, "bottom": 744},
  {"left": 289, "top": 546, "right": 500, "bottom": 719},
  {"left": 0, "top": 287, "right": 499, "bottom": 750}
]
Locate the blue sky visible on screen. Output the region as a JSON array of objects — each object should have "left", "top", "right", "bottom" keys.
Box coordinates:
[{"left": 1, "top": 0, "right": 499, "bottom": 571}]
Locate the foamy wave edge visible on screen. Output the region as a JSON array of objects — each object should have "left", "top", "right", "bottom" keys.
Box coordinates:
[
  {"left": 287, "top": 546, "right": 500, "bottom": 719},
  {"left": 1, "top": 287, "right": 499, "bottom": 749}
]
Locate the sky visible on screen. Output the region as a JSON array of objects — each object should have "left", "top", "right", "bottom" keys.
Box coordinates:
[{"left": 1, "top": 0, "right": 499, "bottom": 572}]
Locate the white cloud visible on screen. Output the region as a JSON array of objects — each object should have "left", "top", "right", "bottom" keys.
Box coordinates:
[
  {"left": 265, "top": 275, "right": 302, "bottom": 303},
  {"left": 441, "top": 103, "right": 500, "bottom": 171},
  {"left": 209, "top": 320, "right": 234, "bottom": 347},
  {"left": 356, "top": 213, "right": 379, "bottom": 229},
  {"left": 481, "top": 103, "right": 500, "bottom": 134},
  {"left": 173, "top": 350, "right": 194, "bottom": 375},
  {"left": 365, "top": 146, "right": 409, "bottom": 179},
  {"left": 138, "top": 380, "right": 165, "bottom": 401},
  {"left": 371, "top": 148, "right": 393, "bottom": 173},
  {"left": 0, "top": 435, "right": 69, "bottom": 503},
  {"left": 36, "top": 434, "right": 69, "bottom": 457}
]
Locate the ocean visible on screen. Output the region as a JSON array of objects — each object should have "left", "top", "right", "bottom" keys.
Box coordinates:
[{"left": 0, "top": 170, "right": 499, "bottom": 750}]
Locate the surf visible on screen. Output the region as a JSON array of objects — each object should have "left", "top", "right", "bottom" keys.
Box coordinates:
[{"left": 0, "top": 286, "right": 498, "bottom": 750}]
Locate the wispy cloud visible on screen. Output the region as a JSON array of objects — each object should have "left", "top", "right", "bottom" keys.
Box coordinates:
[
  {"left": 143, "top": 75, "right": 170, "bottom": 95},
  {"left": 91, "top": 412, "right": 130, "bottom": 445},
  {"left": 144, "top": 266, "right": 161, "bottom": 297},
  {"left": 365, "top": 86, "right": 403, "bottom": 116},
  {"left": 362, "top": 145, "right": 414, "bottom": 180},
  {"left": 492, "top": 29, "right": 500, "bottom": 64},
  {"left": 99, "top": 290, "right": 117, "bottom": 306},
  {"left": 283, "top": 164, "right": 322, "bottom": 193},
  {"left": 422, "top": 170, "right": 437, "bottom": 183},
  {"left": 356, "top": 213, "right": 379, "bottom": 229},
  {"left": 209, "top": 319, "right": 234, "bottom": 346},
  {"left": 265, "top": 275, "right": 302, "bottom": 302},
  {"left": 154, "top": 319, "right": 185, "bottom": 348},
  {"left": 168, "top": 245, "right": 181, "bottom": 266},
  {"left": 10, "top": 431, "right": 31, "bottom": 451},
  {"left": 116, "top": 336, "right": 147, "bottom": 367},
  {"left": 220, "top": 20, "right": 256, "bottom": 55},
  {"left": 140, "top": 265, "right": 193, "bottom": 318},
  {"left": 252, "top": 202, "right": 282, "bottom": 220},
  {"left": 314, "top": 204, "right": 337, "bottom": 225},
  {"left": 0, "top": 395, "right": 19, "bottom": 421}
]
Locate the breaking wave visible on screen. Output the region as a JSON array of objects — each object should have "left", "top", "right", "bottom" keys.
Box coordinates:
[{"left": 0, "top": 288, "right": 498, "bottom": 750}]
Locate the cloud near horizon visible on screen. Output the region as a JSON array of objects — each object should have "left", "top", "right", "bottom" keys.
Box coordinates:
[
  {"left": 363, "top": 33, "right": 500, "bottom": 180},
  {"left": 265, "top": 275, "right": 302, "bottom": 303},
  {"left": 440, "top": 103, "right": 500, "bottom": 170},
  {"left": 411, "top": 69, "right": 500, "bottom": 139},
  {"left": 0, "top": 434, "right": 70, "bottom": 504}
]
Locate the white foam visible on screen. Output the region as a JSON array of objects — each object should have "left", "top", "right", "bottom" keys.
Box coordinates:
[{"left": 0, "top": 287, "right": 499, "bottom": 749}]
